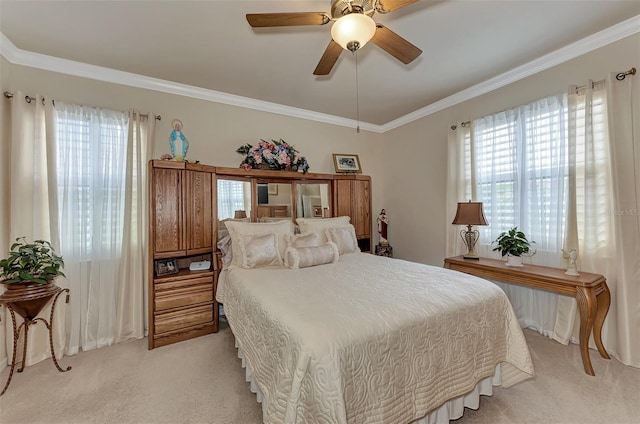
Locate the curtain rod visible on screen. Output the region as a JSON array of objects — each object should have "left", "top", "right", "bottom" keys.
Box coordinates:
[
  {"left": 3, "top": 91, "right": 161, "bottom": 121},
  {"left": 573, "top": 67, "right": 635, "bottom": 92},
  {"left": 616, "top": 67, "right": 636, "bottom": 81},
  {"left": 450, "top": 121, "right": 470, "bottom": 131},
  {"left": 451, "top": 67, "right": 636, "bottom": 131}
]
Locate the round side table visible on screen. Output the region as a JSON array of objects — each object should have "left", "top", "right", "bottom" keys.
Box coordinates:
[{"left": 0, "top": 283, "right": 71, "bottom": 396}]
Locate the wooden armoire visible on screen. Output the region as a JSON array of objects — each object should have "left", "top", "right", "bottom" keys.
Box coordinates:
[{"left": 148, "top": 161, "right": 218, "bottom": 349}]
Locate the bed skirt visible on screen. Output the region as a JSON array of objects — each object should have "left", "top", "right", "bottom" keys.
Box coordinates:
[{"left": 234, "top": 339, "right": 502, "bottom": 424}]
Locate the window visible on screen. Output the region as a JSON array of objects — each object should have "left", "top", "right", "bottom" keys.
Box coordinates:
[
  {"left": 470, "top": 93, "right": 588, "bottom": 256},
  {"left": 55, "top": 104, "right": 129, "bottom": 258}
]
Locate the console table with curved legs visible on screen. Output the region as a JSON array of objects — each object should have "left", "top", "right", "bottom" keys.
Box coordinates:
[
  {"left": 0, "top": 284, "right": 71, "bottom": 395},
  {"left": 444, "top": 256, "right": 610, "bottom": 376}
]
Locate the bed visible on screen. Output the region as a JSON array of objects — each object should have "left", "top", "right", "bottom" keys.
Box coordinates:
[{"left": 216, "top": 243, "right": 534, "bottom": 424}]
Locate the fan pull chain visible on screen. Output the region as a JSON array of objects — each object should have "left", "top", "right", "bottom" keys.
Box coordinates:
[{"left": 355, "top": 50, "right": 360, "bottom": 134}]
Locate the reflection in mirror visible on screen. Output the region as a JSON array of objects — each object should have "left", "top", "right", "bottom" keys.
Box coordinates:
[
  {"left": 296, "top": 183, "right": 331, "bottom": 218},
  {"left": 256, "top": 182, "right": 293, "bottom": 221},
  {"left": 217, "top": 179, "right": 251, "bottom": 240}
]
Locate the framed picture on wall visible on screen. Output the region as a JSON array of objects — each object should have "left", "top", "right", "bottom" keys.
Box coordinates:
[
  {"left": 332, "top": 154, "right": 362, "bottom": 173},
  {"left": 268, "top": 184, "right": 278, "bottom": 195}
]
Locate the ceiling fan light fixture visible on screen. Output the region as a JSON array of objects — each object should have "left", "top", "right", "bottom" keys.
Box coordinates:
[{"left": 331, "top": 13, "right": 376, "bottom": 52}]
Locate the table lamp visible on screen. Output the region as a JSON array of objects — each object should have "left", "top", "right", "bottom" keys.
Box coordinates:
[
  {"left": 234, "top": 210, "right": 247, "bottom": 219},
  {"left": 451, "top": 200, "right": 488, "bottom": 259}
]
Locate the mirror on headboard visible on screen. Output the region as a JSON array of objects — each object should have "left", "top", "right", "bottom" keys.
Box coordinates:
[
  {"left": 217, "top": 177, "right": 252, "bottom": 240},
  {"left": 256, "top": 182, "right": 293, "bottom": 221},
  {"left": 296, "top": 182, "right": 331, "bottom": 218}
]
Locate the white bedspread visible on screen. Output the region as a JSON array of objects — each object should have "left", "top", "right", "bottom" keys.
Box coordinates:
[{"left": 217, "top": 253, "right": 534, "bottom": 424}]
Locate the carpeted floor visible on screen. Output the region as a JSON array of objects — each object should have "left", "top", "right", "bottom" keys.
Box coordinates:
[{"left": 0, "top": 320, "right": 638, "bottom": 424}]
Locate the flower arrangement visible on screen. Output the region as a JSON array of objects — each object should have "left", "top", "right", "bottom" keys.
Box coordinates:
[{"left": 237, "top": 139, "right": 309, "bottom": 173}]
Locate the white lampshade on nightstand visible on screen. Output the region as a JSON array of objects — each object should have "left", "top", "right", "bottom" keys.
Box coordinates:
[{"left": 451, "top": 201, "right": 488, "bottom": 259}]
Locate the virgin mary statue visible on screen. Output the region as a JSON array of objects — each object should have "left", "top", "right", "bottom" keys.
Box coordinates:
[{"left": 170, "top": 119, "right": 189, "bottom": 161}]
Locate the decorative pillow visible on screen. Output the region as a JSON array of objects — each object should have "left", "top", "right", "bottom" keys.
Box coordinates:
[
  {"left": 296, "top": 216, "right": 351, "bottom": 243},
  {"left": 286, "top": 232, "right": 321, "bottom": 250},
  {"left": 218, "top": 217, "right": 250, "bottom": 240},
  {"left": 239, "top": 233, "right": 282, "bottom": 269},
  {"left": 284, "top": 242, "right": 339, "bottom": 269},
  {"left": 217, "top": 234, "right": 233, "bottom": 269},
  {"left": 224, "top": 220, "right": 294, "bottom": 269},
  {"left": 325, "top": 224, "right": 360, "bottom": 255}
]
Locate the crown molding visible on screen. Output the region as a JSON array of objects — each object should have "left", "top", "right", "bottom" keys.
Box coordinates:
[
  {"left": 0, "top": 33, "right": 383, "bottom": 133},
  {"left": 380, "top": 14, "right": 640, "bottom": 132},
  {"left": 2, "top": 14, "right": 638, "bottom": 133}
]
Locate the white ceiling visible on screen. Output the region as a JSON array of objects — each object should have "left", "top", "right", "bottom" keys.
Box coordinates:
[{"left": 1, "top": 1, "right": 639, "bottom": 126}]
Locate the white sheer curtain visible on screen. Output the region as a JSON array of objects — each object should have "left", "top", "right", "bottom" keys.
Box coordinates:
[
  {"left": 445, "top": 123, "right": 473, "bottom": 257},
  {"left": 553, "top": 81, "right": 614, "bottom": 345},
  {"left": 470, "top": 95, "right": 567, "bottom": 336},
  {"left": 553, "top": 76, "right": 640, "bottom": 368},
  {"left": 602, "top": 74, "right": 639, "bottom": 367},
  {"left": 4, "top": 92, "right": 66, "bottom": 366},
  {"left": 54, "top": 103, "right": 153, "bottom": 354},
  {"left": 115, "top": 111, "right": 154, "bottom": 341}
]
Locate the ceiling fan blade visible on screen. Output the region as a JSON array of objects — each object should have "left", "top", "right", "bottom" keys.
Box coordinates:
[
  {"left": 371, "top": 24, "right": 422, "bottom": 64},
  {"left": 313, "top": 40, "right": 343, "bottom": 75},
  {"left": 246, "top": 12, "right": 331, "bottom": 27},
  {"left": 375, "top": 0, "right": 421, "bottom": 13}
]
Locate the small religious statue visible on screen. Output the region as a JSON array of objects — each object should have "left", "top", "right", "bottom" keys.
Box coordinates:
[
  {"left": 377, "top": 209, "right": 389, "bottom": 246},
  {"left": 375, "top": 209, "right": 393, "bottom": 257},
  {"left": 169, "top": 119, "right": 189, "bottom": 161},
  {"left": 562, "top": 249, "right": 580, "bottom": 276}
]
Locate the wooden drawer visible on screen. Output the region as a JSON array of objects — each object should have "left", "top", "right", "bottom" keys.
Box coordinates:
[
  {"left": 154, "top": 283, "right": 213, "bottom": 312},
  {"left": 155, "top": 275, "right": 212, "bottom": 292},
  {"left": 155, "top": 304, "right": 213, "bottom": 335}
]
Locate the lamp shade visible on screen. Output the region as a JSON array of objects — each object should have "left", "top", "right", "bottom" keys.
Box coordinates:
[
  {"left": 331, "top": 13, "right": 377, "bottom": 51},
  {"left": 451, "top": 201, "right": 488, "bottom": 226},
  {"left": 234, "top": 210, "right": 247, "bottom": 219}
]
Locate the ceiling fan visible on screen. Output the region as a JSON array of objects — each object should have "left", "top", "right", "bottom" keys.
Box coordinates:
[{"left": 246, "top": 0, "right": 423, "bottom": 76}]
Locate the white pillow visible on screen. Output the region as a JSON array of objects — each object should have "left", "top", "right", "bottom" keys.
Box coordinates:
[
  {"left": 224, "top": 220, "right": 294, "bottom": 269},
  {"left": 286, "top": 232, "right": 321, "bottom": 249},
  {"left": 218, "top": 217, "right": 250, "bottom": 240},
  {"left": 239, "top": 233, "right": 282, "bottom": 268},
  {"left": 296, "top": 216, "right": 351, "bottom": 243},
  {"left": 325, "top": 224, "right": 360, "bottom": 255},
  {"left": 284, "top": 242, "right": 339, "bottom": 269}
]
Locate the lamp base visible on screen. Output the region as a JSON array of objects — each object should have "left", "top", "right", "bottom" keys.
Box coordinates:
[{"left": 462, "top": 254, "right": 480, "bottom": 260}]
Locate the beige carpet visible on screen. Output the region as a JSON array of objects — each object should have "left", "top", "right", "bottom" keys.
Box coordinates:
[{"left": 0, "top": 320, "right": 638, "bottom": 424}]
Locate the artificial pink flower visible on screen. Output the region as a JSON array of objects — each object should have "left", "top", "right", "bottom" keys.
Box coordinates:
[{"left": 241, "top": 163, "right": 252, "bottom": 170}]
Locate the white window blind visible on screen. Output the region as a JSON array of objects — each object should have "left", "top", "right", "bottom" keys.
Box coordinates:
[
  {"left": 472, "top": 94, "right": 570, "bottom": 257},
  {"left": 55, "top": 104, "right": 129, "bottom": 258}
]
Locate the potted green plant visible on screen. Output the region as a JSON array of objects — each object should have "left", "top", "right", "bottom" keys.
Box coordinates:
[
  {"left": 0, "top": 237, "right": 66, "bottom": 319},
  {"left": 492, "top": 227, "right": 535, "bottom": 267}
]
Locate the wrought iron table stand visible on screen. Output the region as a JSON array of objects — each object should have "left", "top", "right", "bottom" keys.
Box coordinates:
[{"left": 0, "top": 286, "right": 71, "bottom": 395}]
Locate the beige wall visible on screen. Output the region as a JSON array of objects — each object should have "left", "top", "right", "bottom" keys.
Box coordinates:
[
  {"left": 382, "top": 34, "right": 640, "bottom": 266},
  {"left": 3, "top": 63, "right": 386, "bottom": 244}
]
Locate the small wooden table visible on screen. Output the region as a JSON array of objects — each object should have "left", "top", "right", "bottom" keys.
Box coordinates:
[{"left": 444, "top": 256, "right": 610, "bottom": 376}]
